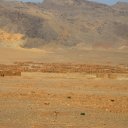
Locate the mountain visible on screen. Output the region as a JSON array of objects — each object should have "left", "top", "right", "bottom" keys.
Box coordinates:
[{"left": 0, "top": 0, "right": 128, "bottom": 50}]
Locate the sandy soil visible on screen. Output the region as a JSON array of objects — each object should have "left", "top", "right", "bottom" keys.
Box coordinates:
[
  {"left": 0, "top": 72, "right": 128, "bottom": 128},
  {"left": 0, "top": 48, "right": 46, "bottom": 64},
  {"left": 0, "top": 47, "right": 128, "bottom": 127},
  {"left": 0, "top": 47, "right": 128, "bottom": 65}
]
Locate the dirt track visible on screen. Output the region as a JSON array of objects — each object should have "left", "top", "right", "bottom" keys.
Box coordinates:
[{"left": 0, "top": 72, "right": 128, "bottom": 128}]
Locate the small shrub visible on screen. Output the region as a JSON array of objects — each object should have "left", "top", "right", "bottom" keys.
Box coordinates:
[{"left": 80, "top": 112, "right": 85, "bottom": 116}]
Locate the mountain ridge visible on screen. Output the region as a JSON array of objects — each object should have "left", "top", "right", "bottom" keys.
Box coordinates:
[{"left": 0, "top": 0, "right": 128, "bottom": 50}]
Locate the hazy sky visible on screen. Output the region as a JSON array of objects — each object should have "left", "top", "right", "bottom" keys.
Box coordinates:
[
  {"left": 17, "top": 0, "right": 128, "bottom": 5},
  {"left": 88, "top": 0, "right": 128, "bottom": 4},
  {"left": 18, "top": 0, "right": 43, "bottom": 2}
]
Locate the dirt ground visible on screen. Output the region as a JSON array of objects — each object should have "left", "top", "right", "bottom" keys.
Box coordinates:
[
  {"left": 0, "top": 72, "right": 128, "bottom": 128},
  {"left": 0, "top": 47, "right": 128, "bottom": 65}
]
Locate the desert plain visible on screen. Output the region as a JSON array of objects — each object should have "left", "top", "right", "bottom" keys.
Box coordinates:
[
  {"left": 0, "top": 0, "right": 128, "bottom": 127},
  {"left": 0, "top": 52, "right": 128, "bottom": 128}
]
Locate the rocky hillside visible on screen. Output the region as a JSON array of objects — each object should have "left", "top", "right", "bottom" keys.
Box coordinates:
[{"left": 0, "top": 0, "right": 128, "bottom": 50}]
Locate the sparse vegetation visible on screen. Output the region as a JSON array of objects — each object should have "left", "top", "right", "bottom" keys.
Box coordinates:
[{"left": 80, "top": 113, "right": 85, "bottom": 116}]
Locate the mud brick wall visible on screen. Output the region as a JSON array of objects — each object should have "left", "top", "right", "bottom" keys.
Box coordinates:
[
  {"left": 0, "top": 62, "right": 128, "bottom": 75},
  {"left": 96, "top": 73, "right": 117, "bottom": 79},
  {"left": 0, "top": 70, "right": 21, "bottom": 77}
]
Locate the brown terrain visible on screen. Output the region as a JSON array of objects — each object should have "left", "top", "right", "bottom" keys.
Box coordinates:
[
  {"left": 0, "top": 0, "right": 128, "bottom": 128},
  {"left": 0, "top": 62, "right": 128, "bottom": 128}
]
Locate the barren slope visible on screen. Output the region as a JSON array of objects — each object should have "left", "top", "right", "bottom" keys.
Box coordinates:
[{"left": 0, "top": 0, "right": 128, "bottom": 50}]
